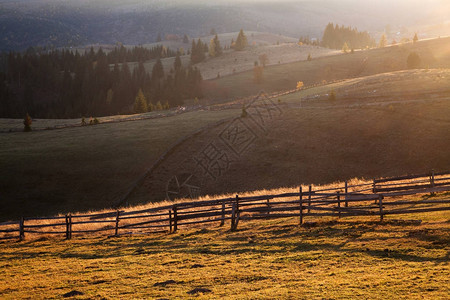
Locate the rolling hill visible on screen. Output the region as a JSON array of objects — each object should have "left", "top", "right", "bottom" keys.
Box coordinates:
[
  {"left": 202, "top": 37, "right": 450, "bottom": 101},
  {"left": 0, "top": 38, "right": 449, "bottom": 221},
  {"left": 128, "top": 69, "right": 450, "bottom": 205}
]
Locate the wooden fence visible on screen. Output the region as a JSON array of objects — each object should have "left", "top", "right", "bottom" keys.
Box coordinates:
[{"left": 0, "top": 171, "right": 449, "bottom": 241}]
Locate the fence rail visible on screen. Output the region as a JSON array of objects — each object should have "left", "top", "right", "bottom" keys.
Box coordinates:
[{"left": 1, "top": 170, "right": 449, "bottom": 241}]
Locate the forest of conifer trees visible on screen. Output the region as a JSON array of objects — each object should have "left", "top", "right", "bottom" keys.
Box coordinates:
[
  {"left": 321, "top": 23, "right": 376, "bottom": 50},
  {"left": 0, "top": 45, "right": 203, "bottom": 118}
]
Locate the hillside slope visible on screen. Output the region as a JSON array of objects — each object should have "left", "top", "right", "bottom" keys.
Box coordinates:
[
  {"left": 202, "top": 37, "right": 450, "bottom": 102},
  {"left": 0, "top": 110, "right": 239, "bottom": 221},
  {"left": 128, "top": 69, "right": 450, "bottom": 204},
  {"left": 123, "top": 32, "right": 337, "bottom": 81}
]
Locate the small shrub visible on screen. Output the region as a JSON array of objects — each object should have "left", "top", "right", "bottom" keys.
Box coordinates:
[
  {"left": 93, "top": 118, "right": 99, "bottom": 125},
  {"left": 241, "top": 105, "right": 248, "bottom": 118},
  {"left": 328, "top": 90, "right": 336, "bottom": 101},
  {"left": 342, "top": 42, "right": 350, "bottom": 53},
  {"left": 81, "top": 117, "right": 86, "bottom": 126},
  {"left": 407, "top": 52, "right": 421, "bottom": 69},
  {"left": 23, "top": 113, "right": 32, "bottom": 132},
  {"left": 307, "top": 53, "right": 312, "bottom": 61}
]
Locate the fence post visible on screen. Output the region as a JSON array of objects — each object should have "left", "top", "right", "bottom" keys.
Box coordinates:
[
  {"left": 173, "top": 205, "right": 178, "bottom": 233},
  {"left": 65, "top": 214, "right": 70, "bottom": 240},
  {"left": 430, "top": 169, "right": 435, "bottom": 195},
  {"left": 266, "top": 198, "right": 271, "bottom": 216},
  {"left": 169, "top": 210, "right": 173, "bottom": 233},
  {"left": 307, "top": 185, "right": 312, "bottom": 213},
  {"left": 114, "top": 210, "right": 120, "bottom": 236},
  {"left": 19, "top": 217, "right": 25, "bottom": 241},
  {"left": 337, "top": 191, "right": 341, "bottom": 218},
  {"left": 68, "top": 214, "right": 72, "bottom": 239},
  {"left": 220, "top": 200, "right": 225, "bottom": 227},
  {"left": 373, "top": 178, "right": 377, "bottom": 204},
  {"left": 299, "top": 186, "right": 303, "bottom": 225},
  {"left": 231, "top": 202, "right": 236, "bottom": 231},
  {"left": 378, "top": 195, "right": 384, "bottom": 222},
  {"left": 235, "top": 195, "right": 240, "bottom": 230},
  {"left": 344, "top": 181, "right": 348, "bottom": 207}
]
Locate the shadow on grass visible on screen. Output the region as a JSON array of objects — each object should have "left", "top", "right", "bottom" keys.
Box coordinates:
[{"left": 1, "top": 220, "right": 447, "bottom": 264}]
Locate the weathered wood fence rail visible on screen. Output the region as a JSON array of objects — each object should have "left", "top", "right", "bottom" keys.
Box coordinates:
[{"left": 1, "top": 171, "right": 449, "bottom": 241}]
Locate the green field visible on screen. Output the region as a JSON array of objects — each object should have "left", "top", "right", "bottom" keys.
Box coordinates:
[{"left": 1, "top": 206, "right": 449, "bottom": 299}]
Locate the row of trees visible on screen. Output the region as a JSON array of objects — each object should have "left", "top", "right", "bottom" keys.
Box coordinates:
[
  {"left": 190, "top": 30, "right": 247, "bottom": 64},
  {"left": 190, "top": 39, "right": 209, "bottom": 64},
  {"left": 321, "top": 23, "right": 376, "bottom": 50},
  {"left": 106, "top": 44, "right": 177, "bottom": 64},
  {"left": 0, "top": 49, "right": 202, "bottom": 118}
]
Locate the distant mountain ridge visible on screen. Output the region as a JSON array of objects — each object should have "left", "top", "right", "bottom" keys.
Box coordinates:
[{"left": 0, "top": 0, "right": 448, "bottom": 51}]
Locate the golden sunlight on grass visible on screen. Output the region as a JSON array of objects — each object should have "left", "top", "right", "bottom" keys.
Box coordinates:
[{"left": 0, "top": 210, "right": 448, "bottom": 299}]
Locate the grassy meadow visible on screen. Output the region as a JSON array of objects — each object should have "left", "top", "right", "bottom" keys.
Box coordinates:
[
  {"left": 0, "top": 35, "right": 449, "bottom": 300},
  {"left": 202, "top": 37, "right": 450, "bottom": 101},
  {"left": 0, "top": 109, "right": 239, "bottom": 221},
  {"left": 1, "top": 68, "right": 449, "bottom": 220},
  {"left": 129, "top": 69, "right": 450, "bottom": 204},
  {"left": 1, "top": 204, "right": 449, "bottom": 299}
]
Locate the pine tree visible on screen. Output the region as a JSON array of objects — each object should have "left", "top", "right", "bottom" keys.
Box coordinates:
[
  {"left": 174, "top": 53, "right": 182, "bottom": 70},
  {"left": 148, "top": 102, "right": 154, "bottom": 112},
  {"left": 209, "top": 39, "right": 216, "bottom": 57},
  {"left": 413, "top": 33, "right": 418, "bottom": 44},
  {"left": 152, "top": 59, "right": 164, "bottom": 81},
  {"left": 379, "top": 34, "right": 387, "bottom": 48},
  {"left": 213, "top": 35, "right": 222, "bottom": 56},
  {"left": 156, "top": 33, "right": 162, "bottom": 42},
  {"left": 190, "top": 39, "right": 206, "bottom": 64},
  {"left": 197, "top": 39, "right": 206, "bottom": 62},
  {"left": 183, "top": 34, "right": 189, "bottom": 44},
  {"left": 234, "top": 29, "right": 248, "bottom": 51},
  {"left": 134, "top": 89, "right": 147, "bottom": 113}
]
